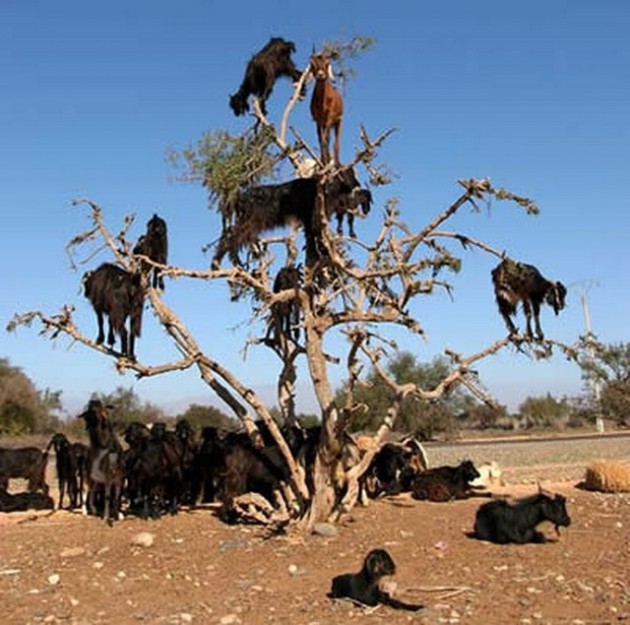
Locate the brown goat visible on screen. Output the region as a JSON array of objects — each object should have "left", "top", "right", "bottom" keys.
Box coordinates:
[{"left": 309, "top": 53, "right": 343, "bottom": 164}]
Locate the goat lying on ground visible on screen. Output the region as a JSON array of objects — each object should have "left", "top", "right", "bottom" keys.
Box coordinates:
[
  {"left": 491, "top": 258, "right": 567, "bottom": 340},
  {"left": 212, "top": 168, "right": 371, "bottom": 268},
  {"left": 230, "top": 37, "right": 303, "bottom": 116},
  {"left": 473, "top": 490, "right": 571, "bottom": 544},
  {"left": 411, "top": 459, "right": 482, "bottom": 502},
  {"left": 83, "top": 263, "right": 144, "bottom": 360},
  {"left": 0, "top": 447, "right": 49, "bottom": 495},
  {"left": 47, "top": 433, "right": 81, "bottom": 509},
  {"left": 361, "top": 438, "right": 427, "bottom": 499},
  {"left": 0, "top": 489, "right": 54, "bottom": 512},
  {"left": 310, "top": 53, "right": 343, "bottom": 164},
  {"left": 134, "top": 213, "right": 168, "bottom": 290},
  {"left": 329, "top": 549, "right": 423, "bottom": 612}
]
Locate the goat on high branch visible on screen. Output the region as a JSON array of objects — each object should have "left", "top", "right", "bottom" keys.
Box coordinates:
[
  {"left": 310, "top": 52, "right": 343, "bottom": 165},
  {"left": 133, "top": 213, "right": 168, "bottom": 290},
  {"left": 492, "top": 258, "right": 567, "bottom": 341},
  {"left": 211, "top": 167, "right": 371, "bottom": 268},
  {"left": 230, "top": 37, "right": 303, "bottom": 117}
]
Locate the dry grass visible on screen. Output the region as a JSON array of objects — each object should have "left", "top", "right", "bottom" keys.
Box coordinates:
[{"left": 583, "top": 459, "right": 630, "bottom": 493}]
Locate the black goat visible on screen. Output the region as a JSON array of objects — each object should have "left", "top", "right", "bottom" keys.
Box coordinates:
[
  {"left": 47, "top": 433, "right": 81, "bottom": 509},
  {"left": 492, "top": 258, "right": 567, "bottom": 341},
  {"left": 361, "top": 440, "right": 426, "bottom": 499},
  {"left": 473, "top": 491, "right": 571, "bottom": 544},
  {"left": 330, "top": 549, "right": 423, "bottom": 611},
  {"left": 134, "top": 213, "right": 168, "bottom": 290},
  {"left": 0, "top": 489, "right": 54, "bottom": 512},
  {"left": 83, "top": 263, "right": 144, "bottom": 360},
  {"left": 411, "top": 460, "right": 482, "bottom": 502},
  {"left": 212, "top": 168, "right": 371, "bottom": 268},
  {"left": 229, "top": 37, "right": 303, "bottom": 117},
  {"left": 72, "top": 442, "right": 89, "bottom": 508},
  {"left": 0, "top": 447, "right": 49, "bottom": 495},
  {"left": 267, "top": 265, "right": 302, "bottom": 342}
]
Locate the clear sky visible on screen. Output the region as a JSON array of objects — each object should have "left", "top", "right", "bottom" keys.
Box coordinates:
[{"left": 2, "top": 1, "right": 629, "bottom": 419}]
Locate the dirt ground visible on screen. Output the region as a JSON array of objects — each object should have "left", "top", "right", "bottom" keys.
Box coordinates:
[{"left": 1, "top": 450, "right": 629, "bottom": 624}]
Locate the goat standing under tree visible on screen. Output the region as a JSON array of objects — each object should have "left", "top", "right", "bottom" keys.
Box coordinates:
[{"left": 8, "top": 37, "right": 581, "bottom": 529}]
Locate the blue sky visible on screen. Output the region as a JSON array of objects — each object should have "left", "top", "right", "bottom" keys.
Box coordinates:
[{"left": 2, "top": 1, "right": 628, "bottom": 418}]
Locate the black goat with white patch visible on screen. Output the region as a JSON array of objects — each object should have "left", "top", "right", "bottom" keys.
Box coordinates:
[
  {"left": 411, "top": 459, "right": 482, "bottom": 502},
  {"left": 473, "top": 491, "right": 571, "bottom": 544},
  {"left": 492, "top": 258, "right": 567, "bottom": 341},
  {"left": 330, "top": 549, "right": 423, "bottom": 611},
  {"left": 134, "top": 213, "right": 168, "bottom": 290},
  {"left": 83, "top": 263, "right": 144, "bottom": 360},
  {"left": 212, "top": 168, "right": 371, "bottom": 268},
  {"left": 229, "top": 37, "right": 303, "bottom": 117}
]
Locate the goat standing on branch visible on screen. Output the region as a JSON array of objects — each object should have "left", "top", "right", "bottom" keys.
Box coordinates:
[
  {"left": 133, "top": 213, "right": 168, "bottom": 290},
  {"left": 211, "top": 167, "right": 371, "bottom": 268},
  {"left": 229, "top": 37, "right": 304, "bottom": 117},
  {"left": 310, "top": 53, "right": 343, "bottom": 165},
  {"left": 83, "top": 263, "right": 144, "bottom": 360},
  {"left": 492, "top": 258, "right": 567, "bottom": 341}
]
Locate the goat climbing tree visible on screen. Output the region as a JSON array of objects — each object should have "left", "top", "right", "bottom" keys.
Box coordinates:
[{"left": 8, "top": 38, "right": 579, "bottom": 528}]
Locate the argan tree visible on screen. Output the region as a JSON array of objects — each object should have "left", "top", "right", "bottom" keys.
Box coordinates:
[{"left": 8, "top": 39, "right": 577, "bottom": 528}]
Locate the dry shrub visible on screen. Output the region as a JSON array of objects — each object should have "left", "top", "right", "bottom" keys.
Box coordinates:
[{"left": 584, "top": 460, "right": 630, "bottom": 493}]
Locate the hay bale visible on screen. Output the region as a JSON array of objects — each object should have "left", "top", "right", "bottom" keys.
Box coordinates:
[{"left": 584, "top": 460, "right": 630, "bottom": 493}]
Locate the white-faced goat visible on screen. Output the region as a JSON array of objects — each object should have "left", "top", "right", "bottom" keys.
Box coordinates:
[
  {"left": 133, "top": 213, "right": 168, "bottom": 290},
  {"left": 83, "top": 263, "right": 144, "bottom": 360},
  {"left": 211, "top": 168, "right": 371, "bottom": 268},
  {"left": 309, "top": 53, "right": 343, "bottom": 165},
  {"left": 473, "top": 491, "right": 571, "bottom": 544},
  {"left": 491, "top": 258, "right": 567, "bottom": 340},
  {"left": 229, "top": 37, "right": 303, "bottom": 117}
]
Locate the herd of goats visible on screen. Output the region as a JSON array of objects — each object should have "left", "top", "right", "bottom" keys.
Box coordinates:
[
  {"left": 75, "top": 37, "right": 567, "bottom": 363},
  {"left": 1, "top": 37, "right": 573, "bottom": 611}
]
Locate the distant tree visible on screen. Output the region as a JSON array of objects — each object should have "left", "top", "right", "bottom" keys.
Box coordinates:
[
  {"left": 88, "top": 386, "right": 165, "bottom": 428},
  {"left": 579, "top": 341, "right": 630, "bottom": 426},
  {"left": 0, "top": 357, "right": 61, "bottom": 435},
  {"left": 338, "top": 352, "right": 473, "bottom": 438},
  {"left": 458, "top": 401, "right": 508, "bottom": 430},
  {"left": 517, "top": 393, "right": 571, "bottom": 429},
  {"left": 176, "top": 403, "right": 236, "bottom": 430}
]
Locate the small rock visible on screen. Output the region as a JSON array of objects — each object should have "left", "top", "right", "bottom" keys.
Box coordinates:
[
  {"left": 131, "top": 532, "right": 155, "bottom": 548},
  {"left": 48, "top": 573, "right": 60, "bottom": 586},
  {"left": 312, "top": 522, "right": 338, "bottom": 537},
  {"left": 93, "top": 562, "right": 104, "bottom": 570},
  {"left": 60, "top": 547, "right": 86, "bottom": 558},
  {"left": 219, "top": 615, "right": 240, "bottom": 625},
  {"left": 288, "top": 564, "right": 300, "bottom": 576},
  {"left": 180, "top": 614, "right": 193, "bottom": 623},
  {"left": 70, "top": 597, "right": 80, "bottom": 607}
]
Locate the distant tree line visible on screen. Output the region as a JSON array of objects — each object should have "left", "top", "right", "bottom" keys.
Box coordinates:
[{"left": 2, "top": 342, "right": 629, "bottom": 438}]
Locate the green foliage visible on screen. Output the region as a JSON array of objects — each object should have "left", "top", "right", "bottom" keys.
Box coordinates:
[
  {"left": 167, "top": 126, "right": 277, "bottom": 212},
  {"left": 459, "top": 402, "right": 508, "bottom": 430},
  {"left": 0, "top": 357, "right": 61, "bottom": 435},
  {"left": 87, "top": 386, "right": 165, "bottom": 429},
  {"left": 176, "top": 403, "right": 237, "bottom": 431},
  {"left": 322, "top": 35, "right": 376, "bottom": 87},
  {"left": 517, "top": 393, "right": 571, "bottom": 429},
  {"left": 338, "top": 351, "right": 470, "bottom": 439}
]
